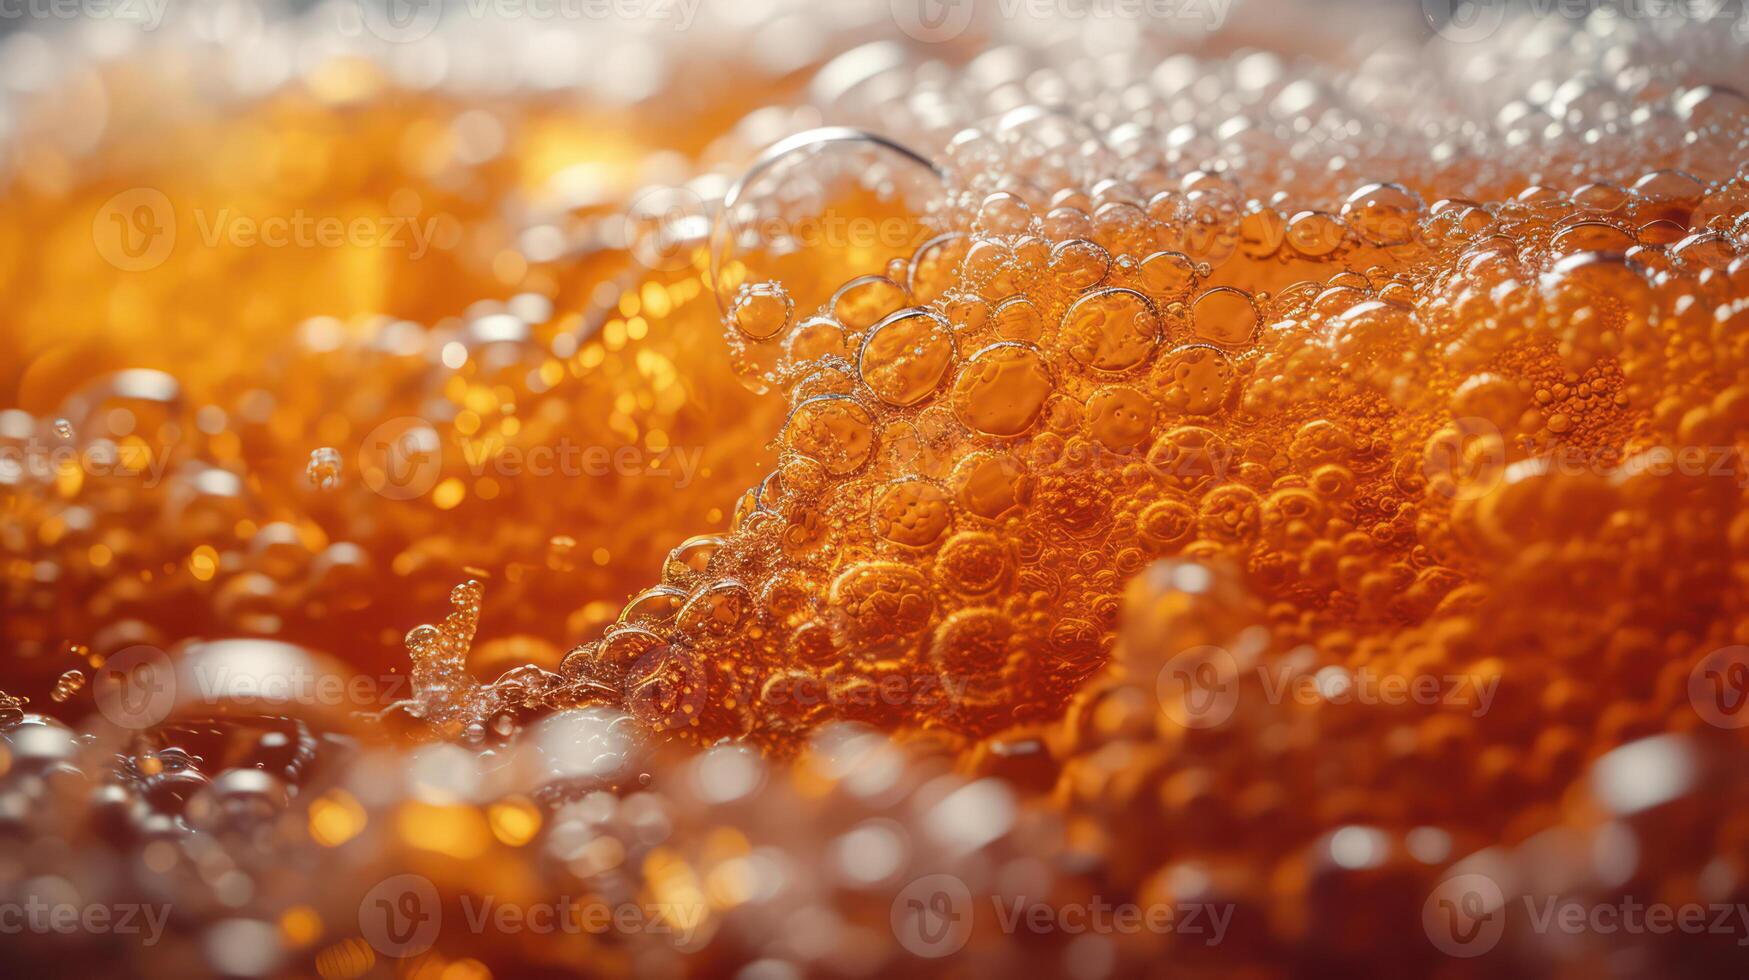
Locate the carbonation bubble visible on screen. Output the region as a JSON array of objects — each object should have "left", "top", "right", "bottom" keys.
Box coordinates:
[
  {"left": 1092, "top": 201, "right": 1153, "bottom": 256},
  {"left": 1147, "top": 425, "right": 1230, "bottom": 493},
  {"left": 1572, "top": 183, "right": 1629, "bottom": 211},
  {"left": 1061, "top": 288, "right": 1162, "bottom": 371},
  {"left": 1176, "top": 187, "right": 1241, "bottom": 265},
  {"left": 1672, "top": 232, "right": 1736, "bottom": 271},
  {"left": 908, "top": 233, "right": 969, "bottom": 305},
  {"left": 1043, "top": 205, "right": 1093, "bottom": 241},
  {"left": 977, "top": 191, "right": 1034, "bottom": 235},
  {"left": 1190, "top": 287, "right": 1260, "bottom": 347},
  {"left": 1150, "top": 344, "right": 1232, "bottom": 415},
  {"left": 988, "top": 104, "right": 1114, "bottom": 187},
  {"left": 1197, "top": 484, "right": 1262, "bottom": 543},
  {"left": 993, "top": 297, "right": 1044, "bottom": 342},
  {"left": 730, "top": 282, "right": 795, "bottom": 341},
  {"left": 678, "top": 580, "right": 751, "bottom": 638},
  {"left": 1551, "top": 221, "right": 1636, "bottom": 254},
  {"left": 936, "top": 531, "right": 1012, "bottom": 595},
  {"left": 1086, "top": 386, "right": 1156, "bottom": 452},
  {"left": 306, "top": 447, "right": 342, "bottom": 491},
  {"left": 621, "top": 586, "right": 686, "bottom": 625},
  {"left": 1137, "top": 499, "right": 1197, "bottom": 553},
  {"left": 859, "top": 309, "right": 956, "bottom": 407},
  {"left": 787, "top": 317, "right": 848, "bottom": 367},
  {"left": 1675, "top": 84, "right": 1749, "bottom": 129},
  {"left": 929, "top": 608, "right": 1012, "bottom": 673},
  {"left": 711, "top": 127, "right": 946, "bottom": 315},
  {"left": 664, "top": 536, "right": 725, "bottom": 581},
  {"left": 1540, "top": 251, "right": 1654, "bottom": 317},
  {"left": 872, "top": 477, "right": 952, "bottom": 548},
  {"left": 829, "top": 562, "right": 933, "bottom": 646},
  {"left": 951, "top": 343, "right": 1054, "bottom": 437},
  {"left": 1136, "top": 250, "right": 1199, "bottom": 301},
  {"left": 832, "top": 276, "right": 908, "bottom": 331},
  {"left": 1340, "top": 182, "right": 1423, "bottom": 247},
  {"left": 1329, "top": 301, "right": 1417, "bottom": 360},
  {"left": 1287, "top": 211, "right": 1345, "bottom": 257},
  {"left": 950, "top": 451, "right": 1029, "bottom": 519},
  {"left": 785, "top": 395, "right": 877, "bottom": 475},
  {"left": 1049, "top": 239, "right": 1112, "bottom": 291},
  {"left": 1238, "top": 207, "right": 1287, "bottom": 258}
]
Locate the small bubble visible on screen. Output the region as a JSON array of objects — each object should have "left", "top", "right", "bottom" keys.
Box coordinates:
[
  {"left": 307, "top": 447, "right": 343, "bottom": 491},
  {"left": 50, "top": 669, "right": 86, "bottom": 703},
  {"left": 547, "top": 535, "right": 578, "bottom": 572}
]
